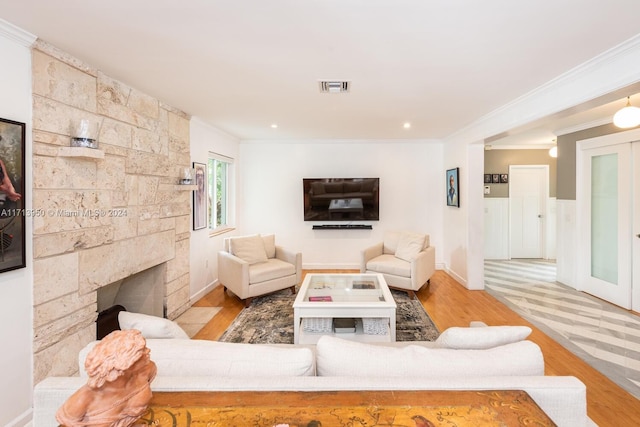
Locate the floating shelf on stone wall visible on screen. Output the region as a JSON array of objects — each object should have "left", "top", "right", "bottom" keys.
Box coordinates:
[
  {"left": 175, "top": 184, "right": 198, "bottom": 191},
  {"left": 57, "top": 146, "right": 105, "bottom": 160}
]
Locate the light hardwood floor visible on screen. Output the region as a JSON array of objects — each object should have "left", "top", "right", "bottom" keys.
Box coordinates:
[{"left": 192, "top": 270, "right": 640, "bottom": 427}]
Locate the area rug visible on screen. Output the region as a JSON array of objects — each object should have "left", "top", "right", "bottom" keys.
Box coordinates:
[{"left": 219, "top": 289, "right": 439, "bottom": 343}]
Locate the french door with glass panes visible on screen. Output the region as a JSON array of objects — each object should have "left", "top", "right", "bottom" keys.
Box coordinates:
[{"left": 577, "top": 136, "right": 636, "bottom": 310}]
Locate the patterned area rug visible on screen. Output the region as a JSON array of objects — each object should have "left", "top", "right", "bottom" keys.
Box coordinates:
[{"left": 219, "top": 289, "right": 439, "bottom": 343}]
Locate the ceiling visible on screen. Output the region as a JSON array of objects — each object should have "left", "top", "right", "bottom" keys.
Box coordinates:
[{"left": 2, "top": 0, "right": 640, "bottom": 143}]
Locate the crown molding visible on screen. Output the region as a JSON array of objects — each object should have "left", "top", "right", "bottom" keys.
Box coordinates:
[
  {"left": 555, "top": 117, "right": 613, "bottom": 136},
  {"left": 0, "top": 18, "right": 37, "bottom": 47}
]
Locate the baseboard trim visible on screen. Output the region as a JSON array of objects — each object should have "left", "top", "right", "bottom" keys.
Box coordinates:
[{"left": 192, "top": 279, "right": 219, "bottom": 303}]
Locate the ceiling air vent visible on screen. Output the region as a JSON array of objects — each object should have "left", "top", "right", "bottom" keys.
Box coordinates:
[{"left": 319, "top": 81, "right": 350, "bottom": 93}]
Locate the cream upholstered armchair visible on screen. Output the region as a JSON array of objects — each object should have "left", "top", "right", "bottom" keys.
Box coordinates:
[
  {"left": 218, "top": 234, "right": 302, "bottom": 306},
  {"left": 360, "top": 231, "right": 435, "bottom": 299}
]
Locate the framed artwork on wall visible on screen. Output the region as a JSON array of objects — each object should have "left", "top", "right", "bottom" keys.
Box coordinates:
[
  {"left": 484, "top": 174, "right": 492, "bottom": 184},
  {"left": 0, "top": 117, "right": 26, "bottom": 273},
  {"left": 192, "top": 162, "right": 207, "bottom": 230},
  {"left": 492, "top": 174, "right": 500, "bottom": 183},
  {"left": 446, "top": 167, "right": 459, "bottom": 207},
  {"left": 500, "top": 174, "right": 509, "bottom": 183}
]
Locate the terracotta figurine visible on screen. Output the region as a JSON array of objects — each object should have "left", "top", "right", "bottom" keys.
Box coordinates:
[{"left": 56, "top": 329, "right": 157, "bottom": 427}]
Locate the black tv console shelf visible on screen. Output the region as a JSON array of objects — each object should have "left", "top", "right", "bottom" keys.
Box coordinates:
[{"left": 312, "top": 224, "right": 372, "bottom": 230}]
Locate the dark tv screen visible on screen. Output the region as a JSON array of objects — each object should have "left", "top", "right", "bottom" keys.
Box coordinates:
[{"left": 303, "top": 178, "right": 379, "bottom": 221}]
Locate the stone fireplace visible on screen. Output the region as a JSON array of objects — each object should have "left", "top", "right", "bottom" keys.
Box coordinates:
[
  {"left": 31, "top": 41, "right": 192, "bottom": 383},
  {"left": 97, "top": 264, "right": 167, "bottom": 319}
]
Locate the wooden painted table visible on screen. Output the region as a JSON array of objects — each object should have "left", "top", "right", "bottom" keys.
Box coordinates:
[{"left": 135, "top": 389, "right": 556, "bottom": 426}]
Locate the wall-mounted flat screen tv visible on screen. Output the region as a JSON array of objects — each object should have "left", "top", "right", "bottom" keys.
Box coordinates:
[{"left": 303, "top": 178, "right": 379, "bottom": 221}]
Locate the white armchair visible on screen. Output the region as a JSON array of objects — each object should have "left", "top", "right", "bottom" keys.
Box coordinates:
[
  {"left": 360, "top": 231, "right": 435, "bottom": 299},
  {"left": 218, "top": 234, "right": 302, "bottom": 306}
]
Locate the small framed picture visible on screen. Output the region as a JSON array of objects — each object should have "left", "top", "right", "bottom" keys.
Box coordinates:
[
  {"left": 446, "top": 168, "right": 460, "bottom": 207},
  {"left": 192, "top": 162, "right": 207, "bottom": 230},
  {"left": 484, "top": 174, "right": 492, "bottom": 184},
  {"left": 492, "top": 174, "right": 500, "bottom": 183},
  {"left": 0, "top": 117, "right": 26, "bottom": 274},
  {"left": 500, "top": 174, "right": 509, "bottom": 183}
]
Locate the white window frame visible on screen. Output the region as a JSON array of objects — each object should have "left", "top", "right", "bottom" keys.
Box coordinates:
[{"left": 207, "top": 152, "right": 235, "bottom": 235}]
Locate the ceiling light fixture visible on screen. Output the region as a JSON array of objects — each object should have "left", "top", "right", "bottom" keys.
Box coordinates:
[
  {"left": 613, "top": 96, "right": 640, "bottom": 128},
  {"left": 548, "top": 139, "right": 557, "bottom": 158},
  {"left": 271, "top": 124, "right": 278, "bottom": 129},
  {"left": 403, "top": 122, "right": 411, "bottom": 129}
]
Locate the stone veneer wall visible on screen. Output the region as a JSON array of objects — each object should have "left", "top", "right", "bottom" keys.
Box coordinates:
[{"left": 31, "top": 40, "right": 192, "bottom": 383}]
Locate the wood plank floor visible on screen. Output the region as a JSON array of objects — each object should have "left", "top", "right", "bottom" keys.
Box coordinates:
[{"left": 192, "top": 270, "right": 640, "bottom": 427}]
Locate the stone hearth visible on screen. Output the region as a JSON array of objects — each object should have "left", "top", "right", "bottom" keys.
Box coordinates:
[{"left": 31, "top": 40, "right": 192, "bottom": 383}]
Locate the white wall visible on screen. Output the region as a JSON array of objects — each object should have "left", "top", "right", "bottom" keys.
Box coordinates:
[
  {"left": 556, "top": 199, "right": 577, "bottom": 287},
  {"left": 0, "top": 21, "right": 36, "bottom": 427},
  {"left": 484, "top": 197, "right": 557, "bottom": 261},
  {"left": 238, "top": 140, "right": 444, "bottom": 269},
  {"left": 441, "top": 140, "right": 485, "bottom": 288},
  {"left": 189, "top": 118, "right": 240, "bottom": 301},
  {"left": 484, "top": 198, "right": 510, "bottom": 259}
]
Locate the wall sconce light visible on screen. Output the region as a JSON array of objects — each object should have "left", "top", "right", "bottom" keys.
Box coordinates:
[
  {"left": 613, "top": 96, "right": 640, "bottom": 128},
  {"left": 70, "top": 118, "right": 100, "bottom": 149},
  {"left": 548, "top": 146, "right": 558, "bottom": 158}
]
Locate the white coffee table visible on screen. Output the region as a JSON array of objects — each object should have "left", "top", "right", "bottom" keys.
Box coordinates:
[{"left": 293, "top": 273, "right": 396, "bottom": 344}]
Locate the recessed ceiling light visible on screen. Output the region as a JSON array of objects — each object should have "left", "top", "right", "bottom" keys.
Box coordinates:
[
  {"left": 271, "top": 124, "right": 278, "bottom": 129},
  {"left": 403, "top": 122, "right": 411, "bottom": 129}
]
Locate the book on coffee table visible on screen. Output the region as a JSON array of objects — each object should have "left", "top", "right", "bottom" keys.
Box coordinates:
[
  {"left": 352, "top": 280, "right": 375, "bottom": 289},
  {"left": 309, "top": 295, "right": 332, "bottom": 302},
  {"left": 333, "top": 318, "right": 356, "bottom": 333}
]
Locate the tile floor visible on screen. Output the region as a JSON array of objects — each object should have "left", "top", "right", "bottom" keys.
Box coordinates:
[{"left": 484, "top": 259, "right": 640, "bottom": 399}]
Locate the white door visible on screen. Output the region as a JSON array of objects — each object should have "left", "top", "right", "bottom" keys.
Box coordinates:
[
  {"left": 632, "top": 142, "right": 640, "bottom": 312},
  {"left": 509, "top": 165, "right": 548, "bottom": 259},
  {"left": 578, "top": 142, "right": 632, "bottom": 309}
]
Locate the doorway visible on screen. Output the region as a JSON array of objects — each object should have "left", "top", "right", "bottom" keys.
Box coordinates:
[
  {"left": 508, "top": 165, "right": 549, "bottom": 259},
  {"left": 577, "top": 130, "right": 639, "bottom": 311}
]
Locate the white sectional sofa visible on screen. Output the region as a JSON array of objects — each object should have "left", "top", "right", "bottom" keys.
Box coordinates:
[{"left": 33, "top": 326, "right": 596, "bottom": 427}]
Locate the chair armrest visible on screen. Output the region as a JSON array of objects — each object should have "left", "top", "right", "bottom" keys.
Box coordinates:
[
  {"left": 360, "top": 242, "right": 384, "bottom": 272},
  {"left": 217, "top": 251, "right": 250, "bottom": 299},
  {"left": 275, "top": 246, "right": 303, "bottom": 284},
  {"left": 410, "top": 245, "right": 436, "bottom": 290}
]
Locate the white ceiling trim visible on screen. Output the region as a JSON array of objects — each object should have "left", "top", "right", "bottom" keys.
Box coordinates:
[
  {"left": 555, "top": 117, "right": 613, "bottom": 137},
  {"left": 0, "top": 18, "right": 36, "bottom": 47},
  {"left": 445, "top": 33, "right": 640, "bottom": 146}
]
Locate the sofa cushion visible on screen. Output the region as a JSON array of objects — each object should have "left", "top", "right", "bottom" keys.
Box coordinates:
[
  {"left": 395, "top": 232, "right": 426, "bottom": 262},
  {"left": 435, "top": 326, "right": 532, "bottom": 349},
  {"left": 383, "top": 231, "right": 403, "bottom": 254},
  {"left": 249, "top": 258, "right": 296, "bottom": 283},
  {"left": 316, "top": 336, "right": 544, "bottom": 377},
  {"left": 79, "top": 339, "right": 315, "bottom": 377},
  {"left": 366, "top": 254, "right": 411, "bottom": 278},
  {"left": 118, "top": 311, "right": 189, "bottom": 339},
  {"left": 230, "top": 234, "right": 268, "bottom": 264},
  {"left": 262, "top": 234, "right": 276, "bottom": 258}
]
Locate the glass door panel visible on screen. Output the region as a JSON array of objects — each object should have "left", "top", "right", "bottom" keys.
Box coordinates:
[{"left": 590, "top": 154, "right": 618, "bottom": 284}]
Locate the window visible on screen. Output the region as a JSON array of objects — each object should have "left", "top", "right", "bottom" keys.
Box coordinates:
[{"left": 207, "top": 153, "right": 233, "bottom": 232}]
